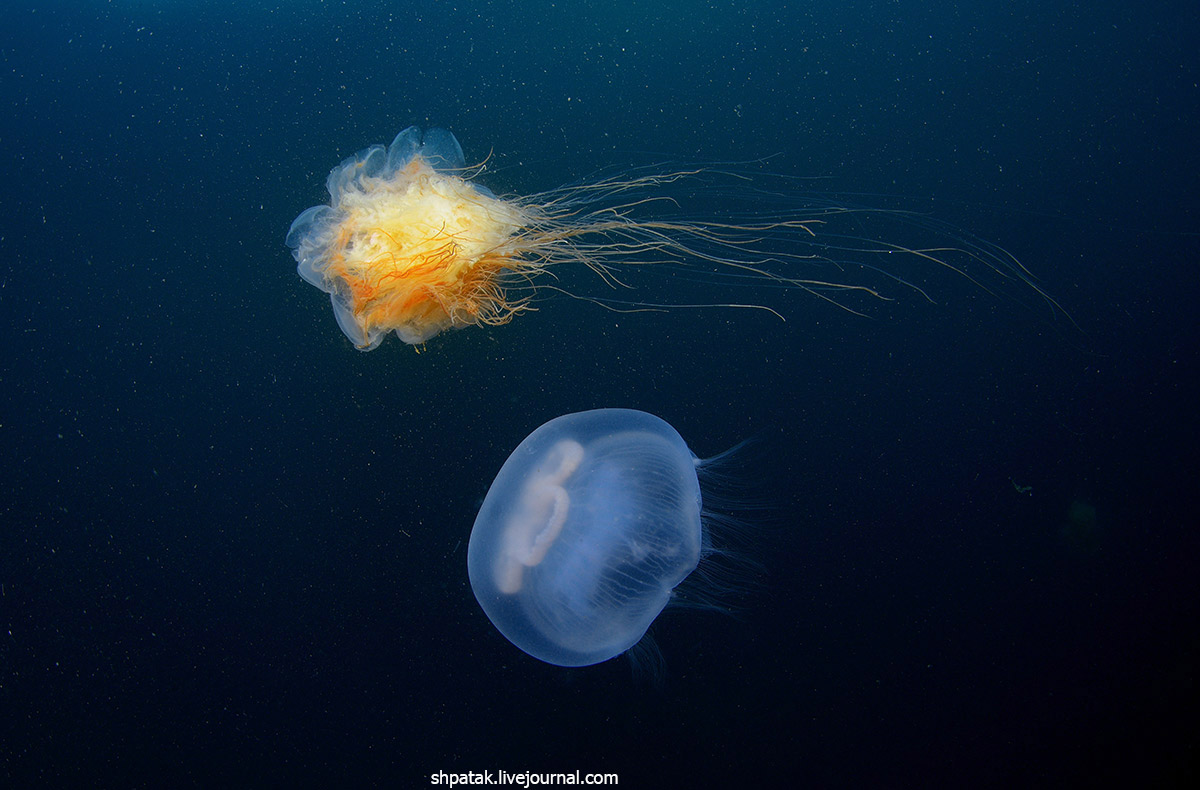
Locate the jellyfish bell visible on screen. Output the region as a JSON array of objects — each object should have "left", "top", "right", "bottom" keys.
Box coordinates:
[
  {"left": 287, "top": 126, "right": 1065, "bottom": 351},
  {"left": 467, "top": 408, "right": 754, "bottom": 669},
  {"left": 286, "top": 126, "right": 536, "bottom": 350}
]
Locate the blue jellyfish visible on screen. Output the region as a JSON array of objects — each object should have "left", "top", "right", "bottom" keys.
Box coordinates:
[{"left": 467, "top": 408, "right": 736, "bottom": 667}]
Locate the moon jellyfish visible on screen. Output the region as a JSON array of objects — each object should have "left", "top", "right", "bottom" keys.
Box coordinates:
[
  {"left": 287, "top": 126, "right": 1060, "bottom": 350},
  {"left": 468, "top": 408, "right": 741, "bottom": 668}
]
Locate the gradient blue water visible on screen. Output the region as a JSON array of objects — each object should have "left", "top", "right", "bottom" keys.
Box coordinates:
[{"left": 1, "top": 1, "right": 1196, "bottom": 786}]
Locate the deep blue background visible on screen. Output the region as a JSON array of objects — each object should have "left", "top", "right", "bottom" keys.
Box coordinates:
[{"left": 1, "top": 1, "right": 1196, "bottom": 786}]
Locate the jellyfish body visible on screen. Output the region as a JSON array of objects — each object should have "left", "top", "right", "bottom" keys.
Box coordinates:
[
  {"left": 467, "top": 409, "right": 703, "bottom": 667},
  {"left": 286, "top": 126, "right": 537, "bottom": 349}
]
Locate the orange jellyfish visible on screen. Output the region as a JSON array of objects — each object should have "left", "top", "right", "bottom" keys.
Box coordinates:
[{"left": 287, "top": 126, "right": 1057, "bottom": 350}]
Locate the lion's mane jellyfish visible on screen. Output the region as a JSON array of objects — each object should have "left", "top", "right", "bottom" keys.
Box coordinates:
[{"left": 287, "top": 126, "right": 1058, "bottom": 350}]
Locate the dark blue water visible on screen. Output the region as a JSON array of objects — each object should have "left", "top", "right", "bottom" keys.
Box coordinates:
[{"left": 2, "top": 1, "right": 1196, "bottom": 786}]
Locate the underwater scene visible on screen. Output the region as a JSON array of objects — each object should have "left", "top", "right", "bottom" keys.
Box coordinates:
[{"left": 1, "top": 1, "right": 1197, "bottom": 786}]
